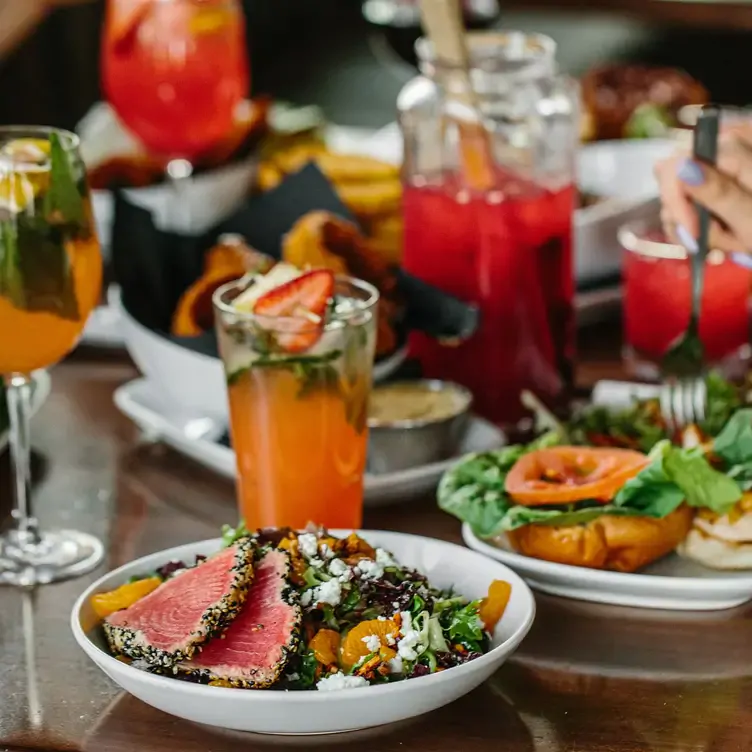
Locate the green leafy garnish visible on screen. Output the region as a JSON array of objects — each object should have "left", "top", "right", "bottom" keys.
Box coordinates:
[
  {"left": 226, "top": 350, "right": 341, "bottom": 395},
  {"left": 444, "top": 601, "right": 485, "bottom": 652},
  {"left": 220, "top": 520, "right": 251, "bottom": 547},
  {"left": 712, "top": 408, "right": 752, "bottom": 490},
  {"left": 501, "top": 502, "right": 643, "bottom": 530},
  {"left": 624, "top": 103, "right": 673, "bottom": 139},
  {"left": 43, "top": 131, "right": 85, "bottom": 227},
  {"left": 647, "top": 440, "right": 740, "bottom": 514}
]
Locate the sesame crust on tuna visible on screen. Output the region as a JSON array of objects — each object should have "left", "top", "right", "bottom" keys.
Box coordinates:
[
  {"left": 177, "top": 549, "right": 302, "bottom": 689},
  {"left": 103, "top": 537, "right": 257, "bottom": 668}
]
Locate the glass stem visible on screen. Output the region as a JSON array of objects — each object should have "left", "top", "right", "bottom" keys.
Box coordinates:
[
  {"left": 4, "top": 373, "right": 38, "bottom": 543},
  {"left": 166, "top": 158, "right": 194, "bottom": 232}
]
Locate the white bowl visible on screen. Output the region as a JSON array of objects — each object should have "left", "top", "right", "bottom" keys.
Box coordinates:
[
  {"left": 112, "top": 287, "right": 229, "bottom": 419},
  {"left": 575, "top": 138, "right": 675, "bottom": 284},
  {"left": 71, "top": 530, "right": 535, "bottom": 735}
]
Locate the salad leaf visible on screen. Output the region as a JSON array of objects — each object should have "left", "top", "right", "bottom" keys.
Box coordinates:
[
  {"left": 437, "top": 438, "right": 561, "bottom": 538},
  {"left": 713, "top": 408, "right": 752, "bottom": 467},
  {"left": 445, "top": 601, "right": 485, "bottom": 651},
  {"left": 613, "top": 446, "right": 686, "bottom": 518},
  {"left": 712, "top": 408, "right": 752, "bottom": 490},
  {"left": 221, "top": 520, "right": 251, "bottom": 547},
  {"left": 624, "top": 103, "right": 673, "bottom": 139},
  {"left": 623, "top": 440, "right": 741, "bottom": 515},
  {"left": 501, "top": 502, "right": 644, "bottom": 530},
  {"left": 703, "top": 371, "right": 743, "bottom": 436}
]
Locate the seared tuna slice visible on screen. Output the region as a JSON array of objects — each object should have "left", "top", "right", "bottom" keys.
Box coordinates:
[
  {"left": 178, "top": 548, "right": 301, "bottom": 688},
  {"left": 104, "top": 538, "right": 255, "bottom": 667}
]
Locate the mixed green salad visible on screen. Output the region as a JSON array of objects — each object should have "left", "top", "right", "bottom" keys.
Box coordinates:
[{"left": 440, "top": 372, "right": 752, "bottom": 541}]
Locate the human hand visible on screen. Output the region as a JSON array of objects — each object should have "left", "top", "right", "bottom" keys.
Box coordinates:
[{"left": 654, "top": 122, "right": 752, "bottom": 259}]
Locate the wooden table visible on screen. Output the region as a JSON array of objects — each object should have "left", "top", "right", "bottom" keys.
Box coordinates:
[{"left": 1, "top": 335, "right": 751, "bottom": 752}]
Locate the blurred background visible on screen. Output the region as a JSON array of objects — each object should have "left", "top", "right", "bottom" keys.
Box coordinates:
[{"left": 4, "top": 0, "right": 752, "bottom": 130}]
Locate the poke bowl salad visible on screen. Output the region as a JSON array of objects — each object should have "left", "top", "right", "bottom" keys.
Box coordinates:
[{"left": 84, "top": 526, "right": 514, "bottom": 692}]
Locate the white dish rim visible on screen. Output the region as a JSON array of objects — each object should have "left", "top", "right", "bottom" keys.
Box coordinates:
[{"left": 462, "top": 524, "right": 752, "bottom": 595}]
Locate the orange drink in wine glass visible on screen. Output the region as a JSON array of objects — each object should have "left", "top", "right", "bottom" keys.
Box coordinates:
[
  {"left": 0, "top": 127, "right": 103, "bottom": 586},
  {"left": 213, "top": 267, "right": 379, "bottom": 530}
]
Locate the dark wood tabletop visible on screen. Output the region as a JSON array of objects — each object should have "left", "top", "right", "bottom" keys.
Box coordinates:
[{"left": 1, "top": 328, "right": 751, "bottom": 752}]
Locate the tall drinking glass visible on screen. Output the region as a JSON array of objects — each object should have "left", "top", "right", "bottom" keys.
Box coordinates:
[
  {"left": 213, "top": 276, "right": 378, "bottom": 530},
  {"left": 0, "top": 127, "right": 103, "bottom": 585}
]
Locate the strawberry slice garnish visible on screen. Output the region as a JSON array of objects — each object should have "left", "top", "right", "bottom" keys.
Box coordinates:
[{"left": 253, "top": 269, "right": 334, "bottom": 353}]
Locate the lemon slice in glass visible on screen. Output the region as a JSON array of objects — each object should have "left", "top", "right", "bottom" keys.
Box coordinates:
[{"left": 0, "top": 138, "right": 51, "bottom": 212}]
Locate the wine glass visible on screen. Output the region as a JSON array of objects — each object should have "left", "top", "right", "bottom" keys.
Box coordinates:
[
  {"left": 0, "top": 126, "right": 104, "bottom": 586},
  {"left": 101, "top": 0, "right": 250, "bottom": 223}
]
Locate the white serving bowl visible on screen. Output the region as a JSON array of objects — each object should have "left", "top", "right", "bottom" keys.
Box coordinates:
[
  {"left": 71, "top": 530, "right": 535, "bottom": 735},
  {"left": 575, "top": 138, "right": 675, "bottom": 284},
  {"left": 112, "top": 287, "right": 229, "bottom": 419}
]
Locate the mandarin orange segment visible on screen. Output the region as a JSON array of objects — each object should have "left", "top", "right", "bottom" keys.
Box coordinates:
[
  {"left": 340, "top": 619, "right": 399, "bottom": 670},
  {"left": 91, "top": 576, "right": 162, "bottom": 619},
  {"left": 309, "top": 628, "right": 341, "bottom": 667},
  {"left": 504, "top": 447, "right": 650, "bottom": 505},
  {"left": 479, "top": 580, "right": 512, "bottom": 633}
]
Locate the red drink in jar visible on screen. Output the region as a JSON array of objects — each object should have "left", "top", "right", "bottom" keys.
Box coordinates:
[
  {"left": 102, "top": 0, "right": 249, "bottom": 161},
  {"left": 403, "top": 174, "right": 575, "bottom": 424},
  {"left": 398, "top": 31, "right": 579, "bottom": 425},
  {"left": 621, "top": 223, "right": 751, "bottom": 377}
]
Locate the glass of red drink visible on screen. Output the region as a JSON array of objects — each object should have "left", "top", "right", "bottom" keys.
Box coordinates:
[
  {"left": 102, "top": 0, "right": 249, "bottom": 165},
  {"left": 620, "top": 220, "right": 751, "bottom": 380},
  {"left": 398, "top": 32, "right": 579, "bottom": 426}
]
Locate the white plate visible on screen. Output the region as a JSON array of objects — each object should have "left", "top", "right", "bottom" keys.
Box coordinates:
[
  {"left": 0, "top": 370, "right": 52, "bottom": 452},
  {"left": 113, "top": 377, "right": 505, "bottom": 506},
  {"left": 462, "top": 525, "right": 752, "bottom": 611},
  {"left": 71, "top": 531, "right": 535, "bottom": 735}
]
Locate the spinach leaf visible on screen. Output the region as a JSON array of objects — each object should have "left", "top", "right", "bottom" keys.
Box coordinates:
[
  {"left": 437, "top": 446, "right": 524, "bottom": 538},
  {"left": 621, "top": 440, "right": 741, "bottom": 515},
  {"left": 713, "top": 408, "right": 752, "bottom": 467},
  {"left": 613, "top": 448, "right": 686, "bottom": 518}
]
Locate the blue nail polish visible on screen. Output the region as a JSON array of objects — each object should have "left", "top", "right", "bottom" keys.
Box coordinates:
[
  {"left": 677, "top": 158, "right": 705, "bottom": 186},
  {"left": 676, "top": 224, "right": 698, "bottom": 253},
  {"left": 730, "top": 252, "right": 752, "bottom": 269}
]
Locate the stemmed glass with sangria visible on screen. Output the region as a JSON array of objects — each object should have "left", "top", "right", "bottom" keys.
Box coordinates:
[
  {"left": 101, "top": 0, "right": 249, "bottom": 199},
  {"left": 0, "top": 127, "right": 103, "bottom": 585}
]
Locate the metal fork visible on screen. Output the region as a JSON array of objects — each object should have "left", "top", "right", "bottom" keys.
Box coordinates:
[
  {"left": 659, "top": 105, "right": 720, "bottom": 432},
  {"left": 659, "top": 378, "right": 707, "bottom": 435}
]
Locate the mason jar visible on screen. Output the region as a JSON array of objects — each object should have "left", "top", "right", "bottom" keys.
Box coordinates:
[{"left": 398, "top": 31, "right": 579, "bottom": 425}]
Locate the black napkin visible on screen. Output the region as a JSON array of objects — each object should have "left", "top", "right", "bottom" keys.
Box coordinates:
[{"left": 112, "top": 162, "right": 479, "bottom": 358}]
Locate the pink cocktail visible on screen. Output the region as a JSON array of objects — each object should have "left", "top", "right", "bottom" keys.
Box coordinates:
[
  {"left": 621, "top": 222, "right": 751, "bottom": 378},
  {"left": 403, "top": 174, "right": 575, "bottom": 425}
]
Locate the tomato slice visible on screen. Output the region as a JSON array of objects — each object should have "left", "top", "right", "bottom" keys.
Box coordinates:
[{"left": 504, "top": 446, "right": 649, "bottom": 505}]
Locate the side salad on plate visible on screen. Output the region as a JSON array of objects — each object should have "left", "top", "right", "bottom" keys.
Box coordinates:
[
  {"left": 91, "top": 526, "right": 512, "bottom": 691},
  {"left": 439, "top": 374, "right": 752, "bottom": 573}
]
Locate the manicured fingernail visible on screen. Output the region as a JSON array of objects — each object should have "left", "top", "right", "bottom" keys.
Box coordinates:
[
  {"left": 730, "top": 252, "right": 752, "bottom": 269},
  {"left": 676, "top": 158, "right": 705, "bottom": 186},
  {"left": 676, "top": 224, "right": 698, "bottom": 252}
]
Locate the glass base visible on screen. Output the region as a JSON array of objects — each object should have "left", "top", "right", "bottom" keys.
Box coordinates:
[{"left": 0, "top": 528, "right": 104, "bottom": 586}]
